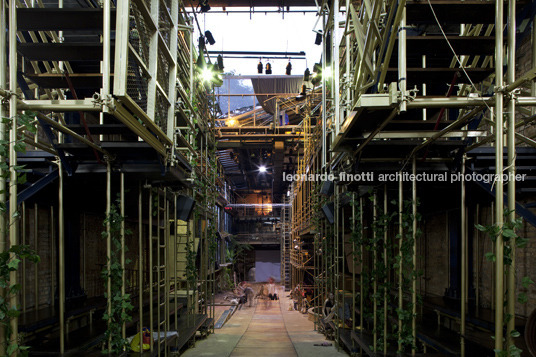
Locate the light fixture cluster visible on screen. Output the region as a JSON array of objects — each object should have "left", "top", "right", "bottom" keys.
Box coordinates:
[{"left": 256, "top": 59, "right": 292, "bottom": 75}]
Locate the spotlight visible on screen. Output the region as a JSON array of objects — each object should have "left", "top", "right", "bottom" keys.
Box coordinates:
[
  {"left": 259, "top": 166, "right": 267, "bottom": 173},
  {"left": 217, "top": 54, "right": 224, "bottom": 71},
  {"left": 315, "top": 32, "right": 322, "bottom": 45},
  {"left": 303, "top": 68, "right": 310, "bottom": 81},
  {"left": 226, "top": 118, "right": 236, "bottom": 127},
  {"left": 265, "top": 63, "right": 272, "bottom": 75},
  {"left": 204, "top": 30, "right": 215, "bottom": 45},
  {"left": 286, "top": 61, "right": 292, "bottom": 75},
  {"left": 199, "top": 0, "right": 210, "bottom": 12},
  {"left": 257, "top": 61, "right": 263, "bottom": 74},
  {"left": 324, "top": 66, "right": 332, "bottom": 79}
]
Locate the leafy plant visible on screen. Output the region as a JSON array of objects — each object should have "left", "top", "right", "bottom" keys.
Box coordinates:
[
  {"left": 0, "top": 112, "right": 39, "bottom": 356},
  {"left": 0, "top": 245, "right": 39, "bottom": 356},
  {"left": 475, "top": 212, "right": 534, "bottom": 356},
  {"left": 101, "top": 197, "right": 134, "bottom": 354}
]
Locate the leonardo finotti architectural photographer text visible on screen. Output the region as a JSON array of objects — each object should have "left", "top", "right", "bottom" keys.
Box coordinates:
[{"left": 282, "top": 171, "right": 527, "bottom": 184}]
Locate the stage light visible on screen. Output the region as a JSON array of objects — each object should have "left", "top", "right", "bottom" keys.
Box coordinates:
[
  {"left": 303, "top": 68, "right": 310, "bottom": 81},
  {"left": 205, "top": 30, "right": 215, "bottom": 45},
  {"left": 315, "top": 32, "right": 322, "bottom": 45},
  {"left": 199, "top": 0, "right": 210, "bottom": 12},
  {"left": 259, "top": 166, "right": 267, "bottom": 173},
  {"left": 265, "top": 63, "right": 272, "bottom": 75},
  {"left": 217, "top": 55, "right": 224, "bottom": 71},
  {"left": 257, "top": 61, "right": 263, "bottom": 74},
  {"left": 286, "top": 61, "right": 292, "bottom": 75},
  {"left": 226, "top": 118, "right": 236, "bottom": 127}
]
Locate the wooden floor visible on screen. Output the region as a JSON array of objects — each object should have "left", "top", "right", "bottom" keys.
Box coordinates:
[{"left": 230, "top": 298, "right": 297, "bottom": 357}]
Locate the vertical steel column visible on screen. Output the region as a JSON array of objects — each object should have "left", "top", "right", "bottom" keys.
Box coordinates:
[
  {"left": 22, "top": 203, "right": 26, "bottom": 313},
  {"left": 506, "top": 0, "right": 516, "bottom": 349},
  {"left": 148, "top": 187, "right": 153, "bottom": 353},
  {"left": 34, "top": 203, "right": 38, "bottom": 309},
  {"left": 461, "top": 156, "right": 467, "bottom": 357},
  {"left": 8, "top": 0, "right": 18, "bottom": 351},
  {"left": 321, "top": 9, "right": 327, "bottom": 169},
  {"left": 359, "top": 197, "right": 364, "bottom": 332},
  {"left": 174, "top": 194, "right": 178, "bottom": 329},
  {"left": 333, "top": 0, "right": 340, "bottom": 136},
  {"left": 494, "top": 0, "right": 505, "bottom": 351},
  {"left": 373, "top": 192, "right": 377, "bottom": 352},
  {"left": 398, "top": 6, "right": 407, "bottom": 112},
  {"left": 58, "top": 160, "right": 65, "bottom": 354},
  {"left": 50, "top": 206, "right": 55, "bottom": 309},
  {"left": 412, "top": 157, "right": 417, "bottom": 355},
  {"left": 138, "top": 183, "right": 143, "bottom": 352},
  {"left": 351, "top": 192, "right": 356, "bottom": 347},
  {"left": 105, "top": 161, "right": 112, "bottom": 351},
  {"left": 398, "top": 172, "right": 403, "bottom": 353},
  {"left": 383, "top": 186, "right": 388, "bottom": 353},
  {"left": 120, "top": 172, "right": 126, "bottom": 339},
  {"left": 0, "top": 0, "right": 6, "bottom": 350}
]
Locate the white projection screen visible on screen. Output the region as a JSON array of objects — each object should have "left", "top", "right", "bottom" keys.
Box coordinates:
[{"left": 255, "top": 250, "right": 281, "bottom": 282}]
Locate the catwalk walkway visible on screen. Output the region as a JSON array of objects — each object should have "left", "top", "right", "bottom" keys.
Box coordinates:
[{"left": 182, "top": 285, "right": 348, "bottom": 357}]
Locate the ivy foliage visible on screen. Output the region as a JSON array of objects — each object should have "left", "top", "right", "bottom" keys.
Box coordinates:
[
  {"left": 475, "top": 212, "right": 535, "bottom": 357},
  {"left": 0, "top": 112, "right": 39, "bottom": 356},
  {"left": 0, "top": 245, "right": 39, "bottom": 356},
  {"left": 101, "top": 197, "right": 134, "bottom": 354}
]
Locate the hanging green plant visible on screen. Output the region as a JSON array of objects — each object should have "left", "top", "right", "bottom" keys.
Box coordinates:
[
  {"left": 475, "top": 212, "right": 534, "bottom": 357},
  {"left": 0, "top": 112, "right": 39, "bottom": 356},
  {"left": 101, "top": 197, "right": 134, "bottom": 354}
]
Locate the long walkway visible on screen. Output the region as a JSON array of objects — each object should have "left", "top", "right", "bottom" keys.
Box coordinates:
[{"left": 182, "top": 285, "right": 347, "bottom": 357}]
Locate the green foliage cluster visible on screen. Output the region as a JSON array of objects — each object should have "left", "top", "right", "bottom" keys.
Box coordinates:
[
  {"left": 0, "top": 112, "right": 39, "bottom": 356},
  {"left": 475, "top": 212, "right": 535, "bottom": 357},
  {"left": 0, "top": 246, "right": 39, "bottom": 356},
  {"left": 395, "top": 199, "right": 422, "bottom": 352},
  {"left": 101, "top": 198, "right": 134, "bottom": 354}
]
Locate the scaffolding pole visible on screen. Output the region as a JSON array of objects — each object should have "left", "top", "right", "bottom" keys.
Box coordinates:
[
  {"left": 8, "top": 0, "right": 18, "bottom": 353},
  {"left": 506, "top": 0, "right": 517, "bottom": 350},
  {"left": 412, "top": 156, "right": 417, "bottom": 355},
  {"left": 461, "top": 155, "right": 467, "bottom": 357},
  {"left": 105, "top": 160, "right": 112, "bottom": 351},
  {"left": 494, "top": 0, "right": 505, "bottom": 351}
]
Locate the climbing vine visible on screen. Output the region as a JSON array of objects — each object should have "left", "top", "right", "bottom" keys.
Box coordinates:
[
  {"left": 395, "top": 199, "right": 423, "bottom": 352},
  {"left": 0, "top": 112, "right": 40, "bottom": 356},
  {"left": 101, "top": 197, "right": 134, "bottom": 354},
  {"left": 475, "top": 212, "right": 534, "bottom": 357}
]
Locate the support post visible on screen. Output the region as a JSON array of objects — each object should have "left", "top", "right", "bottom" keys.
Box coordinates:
[
  {"left": 412, "top": 157, "right": 417, "bottom": 355},
  {"left": 8, "top": 0, "right": 18, "bottom": 352},
  {"left": 461, "top": 155, "right": 467, "bottom": 357},
  {"left": 373, "top": 191, "right": 378, "bottom": 352},
  {"left": 383, "top": 186, "right": 388, "bottom": 353},
  {"left": 138, "top": 183, "right": 143, "bottom": 352},
  {"left": 148, "top": 187, "right": 153, "bottom": 353},
  {"left": 58, "top": 161, "right": 65, "bottom": 355},
  {"left": 494, "top": 0, "right": 505, "bottom": 351},
  {"left": 120, "top": 172, "right": 125, "bottom": 339},
  {"left": 105, "top": 160, "right": 112, "bottom": 351},
  {"left": 0, "top": 0, "right": 6, "bottom": 351},
  {"left": 398, "top": 6, "right": 407, "bottom": 112},
  {"left": 506, "top": 0, "right": 517, "bottom": 349},
  {"left": 34, "top": 204, "right": 38, "bottom": 309},
  {"left": 398, "top": 172, "right": 403, "bottom": 353}
]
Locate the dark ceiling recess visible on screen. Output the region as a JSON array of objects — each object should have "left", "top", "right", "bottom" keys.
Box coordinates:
[{"left": 206, "top": 1, "right": 316, "bottom": 6}]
